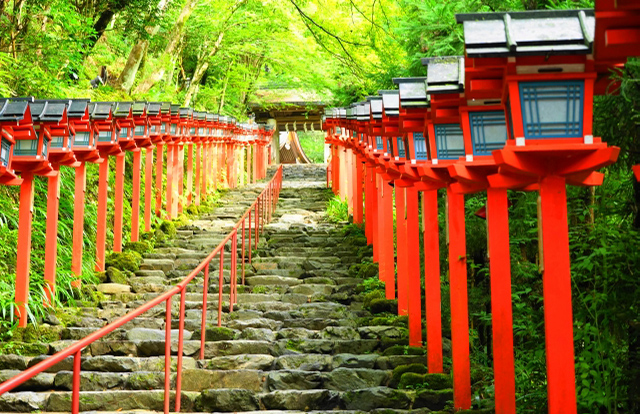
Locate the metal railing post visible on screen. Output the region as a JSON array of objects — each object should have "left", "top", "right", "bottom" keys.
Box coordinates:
[
  {"left": 175, "top": 288, "right": 186, "bottom": 412},
  {"left": 200, "top": 262, "right": 210, "bottom": 360}
]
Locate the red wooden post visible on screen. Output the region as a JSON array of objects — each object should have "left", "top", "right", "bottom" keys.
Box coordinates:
[
  {"left": 540, "top": 175, "right": 577, "bottom": 414},
  {"left": 155, "top": 143, "right": 164, "bottom": 217},
  {"left": 372, "top": 168, "right": 380, "bottom": 264},
  {"left": 164, "top": 297, "right": 172, "bottom": 414},
  {"left": 195, "top": 143, "right": 201, "bottom": 205},
  {"left": 44, "top": 167, "right": 61, "bottom": 306},
  {"left": 354, "top": 156, "right": 364, "bottom": 224},
  {"left": 177, "top": 144, "right": 184, "bottom": 215},
  {"left": 202, "top": 142, "right": 208, "bottom": 199},
  {"left": 422, "top": 189, "right": 443, "bottom": 372},
  {"left": 113, "top": 152, "right": 126, "bottom": 252},
  {"left": 395, "top": 186, "right": 408, "bottom": 315},
  {"left": 15, "top": 174, "right": 34, "bottom": 327},
  {"left": 447, "top": 187, "right": 471, "bottom": 410},
  {"left": 364, "top": 165, "right": 372, "bottom": 241},
  {"left": 487, "top": 187, "right": 516, "bottom": 414},
  {"left": 406, "top": 186, "right": 421, "bottom": 347},
  {"left": 95, "top": 160, "right": 110, "bottom": 271},
  {"left": 144, "top": 147, "right": 153, "bottom": 232},
  {"left": 71, "top": 163, "right": 87, "bottom": 279},
  {"left": 381, "top": 177, "right": 395, "bottom": 299},
  {"left": 131, "top": 149, "right": 142, "bottom": 242},
  {"left": 171, "top": 143, "right": 180, "bottom": 217},
  {"left": 187, "top": 143, "right": 193, "bottom": 206},
  {"left": 166, "top": 143, "right": 174, "bottom": 219}
]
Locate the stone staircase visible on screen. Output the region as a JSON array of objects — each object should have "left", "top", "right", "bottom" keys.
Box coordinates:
[{"left": 0, "top": 164, "right": 461, "bottom": 414}]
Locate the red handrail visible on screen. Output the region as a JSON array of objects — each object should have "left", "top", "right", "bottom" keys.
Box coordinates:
[{"left": 0, "top": 165, "right": 284, "bottom": 414}]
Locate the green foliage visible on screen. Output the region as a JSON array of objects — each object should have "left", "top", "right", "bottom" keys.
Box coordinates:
[
  {"left": 326, "top": 195, "right": 349, "bottom": 223},
  {"left": 297, "top": 131, "right": 325, "bottom": 163}
]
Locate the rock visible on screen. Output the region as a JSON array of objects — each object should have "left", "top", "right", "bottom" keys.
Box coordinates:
[
  {"left": 106, "top": 267, "right": 129, "bottom": 284},
  {"left": 276, "top": 328, "right": 317, "bottom": 340},
  {"left": 46, "top": 390, "right": 197, "bottom": 412},
  {"left": 54, "top": 371, "right": 125, "bottom": 391},
  {"left": 0, "top": 370, "right": 55, "bottom": 391},
  {"left": 0, "top": 354, "right": 29, "bottom": 370},
  {"left": 331, "top": 353, "right": 379, "bottom": 369},
  {"left": 194, "top": 326, "right": 237, "bottom": 341},
  {"left": 43, "top": 313, "right": 61, "bottom": 326},
  {"left": 96, "top": 283, "right": 131, "bottom": 294},
  {"left": 413, "top": 388, "right": 454, "bottom": 410},
  {"left": 383, "top": 345, "right": 426, "bottom": 356},
  {"left": 227, "top": 318, "right": 283, "bottom": 331},
  {"left": 320, "top": 326, "right": 360, "bottom": 340},
  {"left": 359, "top": 326, "right": 408, "bottom": 340},
  {"left": 239, "top": 328, "right": 276, "bottom": 341},
  {"left": 291, "top": 284, "right": 334, "bottom": 296},
  {"left": 342, "top": 386, "right": 413, "bottom": 411},
  {"left": 261, "top": 389, "right": 339, "bottom": 411},
  {"left": 159, "top": 220, "right": 177, "bottom": 237},
  {"left": 267, "top": 369, "right": 322, "bottom": 391},
  {"left": 253, "top": 262, "right": 277, "bottom": 271},
  {"left": 139, "top": 259, "right": 174, "bottom": 273},
  {"left": 196, "top": 388, "right": 259, "bottom": 412},
  {"left": 323, "top": 367, "right": 390, "bottom": 391},
  {"left": 203, "top": 340, "right": 274, "bottom": 358},
  {"left": 275, "top": 354, "right": 332, "bottom": 371},
  {"left": 390, "top": 363, "right": 428, "bottom": 388},
  {"left": 126, "top": 328, "right": 192, "bottom": 341},
  {"left": 124, "top": 240, "right": 151, "bottom": 255},
  {"left": 246, "top": 275, "right": 301, "bottom": 286},
  {"left": 181, "top": 369, "right": 264, "bottom": 392},
  {"left": 81, "top": 356, "right": 140, "bottom": 372},
  {"left": 398, "top": 372, "right": 452, "bottom": 390},
  {"left": 369, "top": 298, "right": 398, "bottom": 314},
  {"left": 0, "top": 392, "right": 47, "bottom": 412},
  {"left": 200, "top": 354, "right": 275, "bottom": 370}
]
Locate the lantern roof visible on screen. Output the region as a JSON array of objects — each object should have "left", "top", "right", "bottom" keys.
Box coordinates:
[
  {"left": 367, "top": 97, "right": 384, "bottom": 120},
  {"left": 160, "top": 102, "right": 171, "bottom": 114},
  {"left": 337, "top": 108, "right": 347, "bottom": 119},
  {"left": 379, "top": 90, "right": 400, "bottom": 117},
  {"left": 132, "top": 101, "right": 147, "bottom": 116},
  {"left": 421, "top": 56, "right": 465, "bottom": 94},
  {"left": 30, "top": 100, "right": 69, "bottom": 123},
  {"left": 346, "top": 105, "right": 357, "bottom": 120},
  {"left": 456, "top": 9, "right": 595, "bottom": 58},
  {"left": 67, "top": 99, "right": 90, "bottom": 119},
  {"left": 195, "top": 111, "right": 206, "bottom": 121},
  {"left": 206, "top": 113, "right": 214, "bottom": 121},
  {"left": 392, "top": 77, "right": 430, "bottom": 108},
  {"left": 179, "top": 107, "right": 193, "bottom": 119},
  {"left": 0, "top": 99, "right": 31, "bottom": 122},
  {"left": 147, "top": 102, "right": 162, "bottom": 116},
  {"left": 356, "top": 102, "right": 371, "bottom": 121},
  {"left": 89, "top": 102, "right": 114, "bottom": 120},
  {"left": 170, "top": 105, "right": 180, "bottom": 116},
  {"left": 113, "top": 102, "right": 133, "bottom": 118}
]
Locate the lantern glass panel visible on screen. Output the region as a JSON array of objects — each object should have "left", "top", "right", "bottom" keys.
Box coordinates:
[
  {"left": 161, "top": 123, "right": 167, "bottom": 133},
  {"left": 119, "top": 128, "right": 129, "bottom": 138},
  {"left": 435, "top": 124, "right": 465, "bottom": 159},
  {"left": 134, "top": 125, "right": 146, "bottom": 136},
  {"left": 336, "top": 127, "right": 342, "bottom": 135},
  {"left": 199, "top": 127, "right": 205, "bottom": 135},
  {"left": 1, "top": 138, "right": 11, "bottom": 166},
  {"left": 469, "top": 111, "right": 508, "bottom": 156},
  {"left": 413, "top": 132, "right": 428, "bottom": 160},
  {"left": 519, "top": 81, "right": 584, "bottom": 138},
  {"left": 50, "top": 136, "right": 65, "bottom": 148},
  {"left": 14, "top": 138, "right": 39, "bottom": 156},
  {"left": 42, "top": 138, "right": 49, "bottom": 158},
  {"left": 376, "top": 136, "right": 384, "bottom": 150},
  {"left": 190, "top": 127, "right": 196, "bottom": 135},
  {"left": 74, "top": 131, "right": 90, "bottom": 147},
  {"left": 98, "top": 130, "right": 112, "bottom": 142},
  {"left": 397, "top": 137, "right": 406, "bottom": 158},
  {"left": 170, "top": 124, "right": 177, "bottom": 134}
]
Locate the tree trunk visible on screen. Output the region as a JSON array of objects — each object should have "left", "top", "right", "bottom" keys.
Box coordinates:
[
  {"left": 218, "top": 64, "right": 232, "bottom": 113},
  {"left": 115, "top": 0, "right": 169, "bottom": 93},
  {"left": 183, "top": 32, "right": 224, "bottom": 107},
  {"left": 87, "top": 10, "right": 115, "bottom": 50},
  {"left": 134, "top": 0, "right": 198, "bottom": 96}
]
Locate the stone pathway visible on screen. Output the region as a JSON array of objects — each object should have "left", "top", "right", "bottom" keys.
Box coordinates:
[{"left": 0, "top": 164, "right": 461, "bottom": 414}]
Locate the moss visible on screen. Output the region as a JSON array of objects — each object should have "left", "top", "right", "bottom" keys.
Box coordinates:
[
  {"left": 0, "top": 342, "right": 49, "bottom": 356},
  {"left": 12, "top": 325, "right": 61, "bottom": 343},
  {"left": 105, "top": 251, "right": 142, "bottom": 272},
  {"left": 398, "top": 373, "right": 452, "bottom": 390},
  {"left": 154, "top": 228, "right": 166, "bottom": 243},
  {"left": 186, "top": 204, "right": 199, "bottom": 215},
  {"left": 286, "top": 339, "right": 304, "bottom": 352},
  {"left": 369, "top": 298, "right": 398, "bottom": 315},
  {"left": 383, "top": 345, "right": 426, "bottom": 356},
  {"left": 390, "top": 363, "right": 429, "bottom": 387},
  {"left": 124, "top": 240, "right": 151, "bottom": 255},
  {"left": 203, "top": 326, "right": 236, "bottom": 341},
  {"left": 362, "top": 290, "right": 384, "bottom": 308},
  {"left": 159, "top": 220, "right": 177, "bottom": 238},
  {"left": 106, "top": 267, "right": 129, "bottom": 284},
  {"left": 357, "top": 262, "right": 378, "bottom": 278}
]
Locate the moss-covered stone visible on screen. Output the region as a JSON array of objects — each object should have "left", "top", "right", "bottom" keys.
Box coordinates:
[
  {"left": 390, "top": 363, "right": 428, "bottom": 388},
  {"left": 398, "top": 373, "right": 452, "bottom": 390},
  {"left": 363, "top": 290, "right": 384, "bottom": 308},
  {"left": 201, "top": 326, "right": 236, "bottom": 341},
  {"left": 357, "top": 262, "right": 379, "bottom": 278},
  {"left": 124, "top": 240, "right": 151, "bottom": 255},
  {"left": 369, "top": 298, "right": 398, "bottom": 314},
  {"left": 159, "top": 220, "right": 177, "bottom": 238},
  {"left": 105, "top": 251, "right": 142, "bottom": 272},
  {"left": 95, "top": 271, "right": 107, "bottom": 283},
  {"left": 383, "top": 345, "right": 426, "bottom": 356},
  {"left": 154, "top": 228, "right": 166, "bottom": 243},
  {"left": 12, "top": 325, "right": 61, "bottom": 343},
  {"left": 106, "top": 267, "right": 129, "bottom": 285},
  {"left": 380, "top": 337, "right": 409, "bottom": 349},
  {"left": 186, "top": 204, "right": 199, "bottom": 215},
  {"left": 0, "top": 342, "right": 49, "bottom": 356}
]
